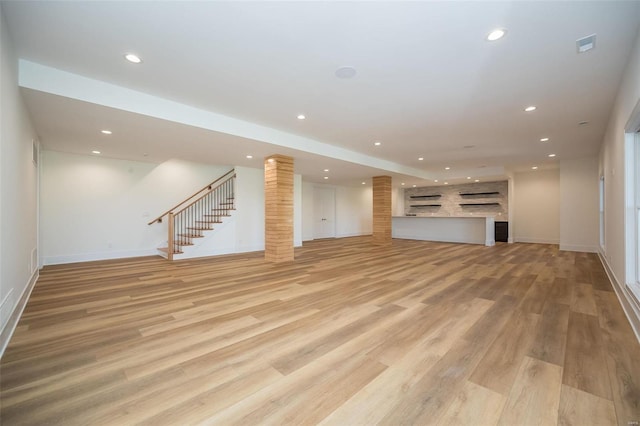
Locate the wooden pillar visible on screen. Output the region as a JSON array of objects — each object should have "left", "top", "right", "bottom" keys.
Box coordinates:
[
  {"left": 264, "top": 154, "right": 294, "bottom": 262},
  {"left": 372, "top": 175, "right": 392, "bottom": 244}
]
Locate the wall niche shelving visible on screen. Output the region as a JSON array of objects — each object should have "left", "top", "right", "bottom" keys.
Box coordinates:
[{"left": 404, "top": 180, "right": 508, "bottom": 219}]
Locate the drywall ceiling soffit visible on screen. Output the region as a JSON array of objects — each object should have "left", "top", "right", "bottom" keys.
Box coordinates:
[{"left": 5, "top": 1, "right": 640, "bottom": 182}]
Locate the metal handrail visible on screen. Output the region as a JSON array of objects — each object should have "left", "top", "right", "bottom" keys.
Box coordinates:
[{"left": 148, "top": 169, "right": 234, "bottom": 225}]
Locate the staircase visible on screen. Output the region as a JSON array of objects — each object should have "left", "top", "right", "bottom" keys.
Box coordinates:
[{"left": 148, "top": 169, "right": 236, "bottom": 260}]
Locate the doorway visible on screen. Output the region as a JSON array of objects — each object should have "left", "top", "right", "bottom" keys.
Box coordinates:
[{"left": 313, "top": 187, "right": 336, "bottom": 239}]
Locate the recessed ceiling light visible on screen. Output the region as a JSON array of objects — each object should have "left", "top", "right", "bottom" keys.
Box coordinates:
[
  {"left": 101, "top": 130, "right": 112, "bottom": 135},
  {"left": 540, "top": 137, "right": 549, "bottom": 142},
  {"left": 124, "top": 53, "right": 142, "bottom": 64},
  {"left": 323, "top": 176, "right": 329, "bottom": 180},
  {"left": 444, "top": 182, "right": 449, "bottom": 185},
  {"left": 434, "top": 180, "right": 438, "bottom": 183},
  {"left": 246, "top": 155, "right": 253, "bottom": 159},
  {"left": 374, "top": 141, "right": 381, "bottom": 146},
  {"left": 487, "top": 28, "right": 506, "bottom": 41},
  {"left": 524, "top": 106, "right": 537, "bottom": 112},
  {"left": 297, "top": 114, "right": 306, "bottom": 120},
  {"left": 475, "top": 179, "right": 480, "bottom": 182},
  {"left": 548, "top": 154, "right": 556, "bottom": 158},
  {"left": 361, "top": 182, "right": 366, "bottom": 185},
  {"left": 401, "top": 182, "right": 405, "bottom": 186},
  {"left": 418, "top": 157, "right": 424, "bottom": 161},
  {"left": 466, "top": 176, "right": 471, "bottom": 180},
  {"left": 412, "top": 184, "right": 417, "bottom": 188},
  {"left": 532, "top": 166, "right": 538, "bottom": 170},
  {"left": 445, "top": 167, "right": 450, "bottom": 170},
  {"left": 324, "top": 169, "right": 329, "bottom": 172},
  {"left": 335, "top": 66, "right": 357, "bottom": 79},
  {"left": 92, "top": 150, "right": 101, "bottom": 154}
]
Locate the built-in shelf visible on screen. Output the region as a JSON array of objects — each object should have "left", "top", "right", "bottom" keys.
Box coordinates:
[
  {"left": 411, "top": 204, "right": 442, "bottom": 207},
  {"left": 459, "top": 202, "right": 500, "bottom": 206},
  {"left": 410, "top": 194, "right": 442, "bottom": 199},
  {"left": 459, "top": 191, "right": 500, "bottom": 196}
]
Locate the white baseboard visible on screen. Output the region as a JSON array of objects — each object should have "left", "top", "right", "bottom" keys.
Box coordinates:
[
  {"left": 303, "top": 233, "right": 372, "bottom": 242},
  {"left": 598, "top": 252, "right": 640, "bottom": 343},
  {"left": 43, "top": 249, "right": 159, "bottom": 265},
  {"left": 335, "top": 232, "right": 372, "bottom": 238},
  {"left": 0, "top": 269, "right": 39, "bottom": 359},
  {"left": 392, "top": 234, "right": 484, "bottom": 245},
  {"left": 559, "top": 244, "right": 599, "bottom": 253},
  {"left": 514, "top": 237, "right": 560, "bottom": 245}
]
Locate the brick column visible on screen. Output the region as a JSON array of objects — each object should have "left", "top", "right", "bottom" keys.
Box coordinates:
[
  {"left": 372, "top": 175, "right": 392, "bottom": 244},
  {"left": 264, "top": 154, "right": 294, "bottom": 262}
]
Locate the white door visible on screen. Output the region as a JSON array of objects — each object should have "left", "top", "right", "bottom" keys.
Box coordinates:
[{"left": 314, "top": 187, "right": 336, "bottom": 239}]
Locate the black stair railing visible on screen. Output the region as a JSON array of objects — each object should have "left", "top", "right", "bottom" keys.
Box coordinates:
[{"left": 149, "top": 169, "right": 235, "bottom": 260}]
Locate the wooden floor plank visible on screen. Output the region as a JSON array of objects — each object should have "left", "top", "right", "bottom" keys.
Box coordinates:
[
  {"left": 0, "top": 237, "right": 638, "bottom": 425},
  {"left": 594, "top": 289, "right": 640, "bottom": 426},
  {"left": 557, "top": 384, "right": 617, "bottom": 426},
  {"left": 437, "top": 381, "right": 507, "bottom": 426},
  {"left": 563, "top": 311, "right": 613, "bottom": 400},
  {"left": 498, "top": 356, "right": 563, "bottom": 426},
  {"left": 528, "top": 301, "right": 570, "bottom": 366},
  {"left": 570, "top": 282, "right": 598, "bottom": 316},
  {"left": 469, "top": 309, "right": 540, "bottom": 395}
]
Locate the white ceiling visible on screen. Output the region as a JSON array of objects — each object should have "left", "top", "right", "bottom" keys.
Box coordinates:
[{"left": 3, "top": 1, "right": 640, "bottom": 186}]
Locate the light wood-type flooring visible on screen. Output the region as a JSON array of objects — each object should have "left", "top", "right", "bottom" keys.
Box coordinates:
[{"left": 1, "top": 237, "right": 639, "bottom": 425}]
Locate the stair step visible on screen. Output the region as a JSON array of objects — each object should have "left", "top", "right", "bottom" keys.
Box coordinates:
[
  {"left": 211, "top": 208, "right": 234, "bottom": 211},
  {"left": 174, "top": 240, "right": 194, "bottom": 246},
  {"left": 195, "top": 220, "right": 221, "bottom": 224},
  {"left": 186, "top": 226, "right": 214, "bottom": 231},
  {"left": 220, "top": 202, "right": 234, "bottom": 205},
  {"left": 158, "top": 247, "right": 183, "bottom": 255},
  {"left": 178, "top": 233, "right": 204, "bottom": 238}
]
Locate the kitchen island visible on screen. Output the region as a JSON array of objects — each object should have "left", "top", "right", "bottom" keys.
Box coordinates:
[{"left": 392, "top": 216, "right": 496, "bottom": 246}]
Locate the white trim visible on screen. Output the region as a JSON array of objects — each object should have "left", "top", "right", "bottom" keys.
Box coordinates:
[
  {"left": 559, "top": 244, "right": 599, "bottom": 253},
  {"left": 336, "top": 232, "right": 372, "bottom": 238},
  {"left": 599, "top": 252, "right": 640, "bottom": 343},
  {"left": 514, "top": 237, "right": 559, "bottom": 245},
  {"left": 0, "top": 270, "right": 39, "bottom": 359},
  {"left": 624, "top": 132, "right": 638, "bottom": 298},
  {"left": 0, "top": 289, "right": 14, "bottom": 312},
  {"left": 392, "top": 234, "right": 486, "bottom": 245},
  {"left": 43, "top": 249, "right": 159, "bottom": 265}
]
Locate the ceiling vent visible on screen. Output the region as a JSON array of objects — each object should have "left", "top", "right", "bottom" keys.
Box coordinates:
[{"left": 576, "top": 34, "right": 596, "bottom": 53}]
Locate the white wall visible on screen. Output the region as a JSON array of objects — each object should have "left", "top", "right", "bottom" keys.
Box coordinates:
[
  {"left": 600, "top": 28, "right": 640, "bottom": 284},
  {"left": 513, "top": 169, "right": 560, "bottom": 244},
  {"left": 392, "top": 187, "right": 404, "bottom": 216},
  {"left": 335, "top": 185, "right": 372, "bottom": 238},
  {"left": 236, "top": 165, "right": 268, "bottom": 252},
  {"left": 0, "top": 5, "right": 39, "bottom": 346},
  {"left": 40, "top": 152, "right": 289, "bottom": 263},
  {"left": 294, "top": 174, "right": 302, "bottom": 247},
  {"left": 302, "top": 182, "right": 315, "bottom": 241},
  {"left": 301, "top": 182, "right": 372, "bottom": 241},
  {"left": 560, "top": 157, "right": 599, "bottom": 252},
  {"left": 599, "top": 26, "right": 640, "bottom": 336}
]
